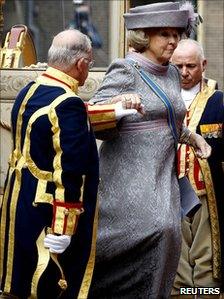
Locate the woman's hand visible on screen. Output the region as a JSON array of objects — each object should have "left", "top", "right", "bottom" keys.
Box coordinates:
[{"left": 189, "top": 132, "right": 212, "bottom": 159}]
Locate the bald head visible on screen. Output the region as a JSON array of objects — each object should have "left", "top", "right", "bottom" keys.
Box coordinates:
[
  {"left": 48, "top": 29, "right": 92, "bottom": 72},
  {"left": 171, "top": 39, "right": 207, "bottom": 90},
  {"left": 172, "top": 39, "right": 205, "bottom": 61},
  {"left": 52, "top": 29, "right": 86, "bottom": 49}
]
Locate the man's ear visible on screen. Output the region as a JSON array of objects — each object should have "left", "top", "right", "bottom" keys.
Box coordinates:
[
  {"left": 76, "top": 58, "right": 85, "bottom": 72},
  {"left": 202, "top": 59, "right": 207, "bottom": 72}
]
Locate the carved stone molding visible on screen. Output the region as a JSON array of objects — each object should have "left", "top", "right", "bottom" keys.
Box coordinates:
[
  {"left": 79, "top": 71, "right": 105, "bottom": 101},
  {"left": 0, "top": 68, "right": 105, "bottom": 101},
  {"left": 0, "top": 69, "right": 44, "bottom": 101}
]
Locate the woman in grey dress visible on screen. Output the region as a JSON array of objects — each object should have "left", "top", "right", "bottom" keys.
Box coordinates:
[{"left": 88, "top": 2, "right": 210, "bottom": 299}]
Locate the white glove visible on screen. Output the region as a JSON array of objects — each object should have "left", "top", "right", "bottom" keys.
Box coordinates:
[
  {"left": 115, "top": 101, "right": 138, "bottom": 120},
  {"left": 44, "top": 234, "right": 71, "bottom": 254},
  {"left": 189, "top": 132, "right": 212, "bottom": 159}
]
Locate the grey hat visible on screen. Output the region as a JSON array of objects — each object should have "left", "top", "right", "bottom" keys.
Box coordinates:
[{"left": 124, "top": 1, "right": 194, "bottom": 31}]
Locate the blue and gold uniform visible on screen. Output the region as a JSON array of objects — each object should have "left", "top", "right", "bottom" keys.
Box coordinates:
[
  {"left": 0, "top": 67, "right": 116, "bottom": 299},
  {"left": 177, "top": 79, "right": 224, "bottom": 289}
]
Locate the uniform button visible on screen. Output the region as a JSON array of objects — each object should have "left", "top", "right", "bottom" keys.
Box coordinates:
[{"left": 64, "top": 208, "right": 69, "bottom": 216}]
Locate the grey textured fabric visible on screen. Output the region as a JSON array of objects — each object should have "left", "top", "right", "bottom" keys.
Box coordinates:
[
  {"left": 130, "top": 2, "right": 179, "bottom": 13},
  {"left": 124, "top": 1, "right": 189, "bottom": 30},
  {"left": 88, "top": 57, "right": 186, "bottom": 299}
]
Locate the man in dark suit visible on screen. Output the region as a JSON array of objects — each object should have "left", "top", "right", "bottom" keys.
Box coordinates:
[{"left": 171, "top": 39, "right": 224, "bottom": 297}]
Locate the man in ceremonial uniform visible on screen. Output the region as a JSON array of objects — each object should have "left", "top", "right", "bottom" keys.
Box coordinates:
[
  {"left": 0, "top": 29, "right": 139, "bottom": 299},
  {"left": 171, "top": 39, "right": 224, "bottom": 297}
]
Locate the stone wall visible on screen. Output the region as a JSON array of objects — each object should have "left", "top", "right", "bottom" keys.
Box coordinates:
[{"left": 198, "top": 0, "right": 223, "bottom": 89}]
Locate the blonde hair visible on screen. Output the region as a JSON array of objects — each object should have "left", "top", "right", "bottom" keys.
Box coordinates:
[
  {"left": 127, "top": 28, "right": 184, "bottom": 52},
  {"left": 127, "top": 29, "right": 150, "bottom": 52}
]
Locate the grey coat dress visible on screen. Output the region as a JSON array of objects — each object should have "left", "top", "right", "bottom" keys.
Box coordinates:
[{"left": 88, "top": 52, "right": 189, "bottom": 299}]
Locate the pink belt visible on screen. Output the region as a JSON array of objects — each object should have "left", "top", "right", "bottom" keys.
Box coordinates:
[{"left": 119, "top": 119, "right": 168, "bottom": 133}]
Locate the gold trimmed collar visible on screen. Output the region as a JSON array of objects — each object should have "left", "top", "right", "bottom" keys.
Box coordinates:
[
  {"left": 201, "top": 78, "right": 207, "bottom": 92},
  {"left": 40, "top": 67, "right": 79, "bottom": 93}
]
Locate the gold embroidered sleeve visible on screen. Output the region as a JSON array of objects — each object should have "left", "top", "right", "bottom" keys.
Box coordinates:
[
  {"left": 52, "top": 201, "right": 84, "bottom": 235},
  {"left": 87, "top": 103, "right": 116, "bottom": 132}
]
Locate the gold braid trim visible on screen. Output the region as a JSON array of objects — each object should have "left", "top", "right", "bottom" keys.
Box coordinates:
[
  {"left": 48, "top": 91, "right": 77, "bottom": 201},
  {"left": 50, "top": 253, "right": 67, "bottom": 291},
  {"left": 4, "top": 157, "right": 24, "bottom": 292},
  {"left": 29, "top": 229, "right": 50, "bottom": 299},
  {"left": 198, "top": 158, "right": 221, "bottom": 279},
  {"left": 29, "top": 228, "right": 68, "bottom": 298},
  {"left": 188, "top": 85, "right": 215, "bottom": 133},
  {"left": 77, "top": 199, "right": 99, "bottom": 299},
  {"left": 185, "top": 82, "right": 221, "bottom": 278},
  {"left": 22, "top": 105, "right": 53, "bottom": 181},
  {"left": 0, "top": 167, "right": 14, "bottom": 284},
  {"left": 4, "top": 84, "right": 40, "bottom": 291}
]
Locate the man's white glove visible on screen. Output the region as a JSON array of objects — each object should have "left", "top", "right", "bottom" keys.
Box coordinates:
[
  {"left": 189, "top": 132, "right": 212, "bottom": 159},
  {"left": 115, "top": 101, "right": 138, "bottom": 120},
  {"left": 89, "top": 93, "right": 144, "bottom": 119},
  {"left": 44, "top": 234, "right": 71, "bottom": 254}
]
